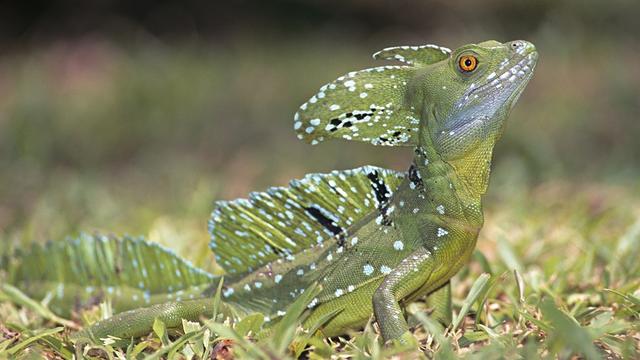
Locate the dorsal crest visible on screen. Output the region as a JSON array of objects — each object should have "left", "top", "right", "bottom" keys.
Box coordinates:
[{"left": 208, "top": 166, "right": 404, "bottom": 274}]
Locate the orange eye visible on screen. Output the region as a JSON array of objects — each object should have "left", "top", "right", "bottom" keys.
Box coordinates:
[{"left": 458, "top": 55, "right": 478, "bottom": 72}]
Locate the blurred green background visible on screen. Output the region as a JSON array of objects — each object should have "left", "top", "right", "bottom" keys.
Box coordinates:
[{"left": 1, "top": 0, "right": 639, "bottom": 266}]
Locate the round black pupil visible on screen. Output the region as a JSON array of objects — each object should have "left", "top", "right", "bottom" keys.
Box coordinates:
[{"left": 465, "top": 58, "right": 473, "bottom": 67}]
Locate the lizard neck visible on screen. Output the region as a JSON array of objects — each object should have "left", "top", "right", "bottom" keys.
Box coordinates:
[
  {"left": 438, "top": 137, "right": 498, "bottom": 198},
  {"left": 405, "top": 145, "right": 484, "bottom": 228},
  {"left": 416, "top": 112, "right": 499, "bottom": 199}
]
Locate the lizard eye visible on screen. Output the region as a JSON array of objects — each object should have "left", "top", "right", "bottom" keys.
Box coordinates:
[{"left": 458, "top": 55, "right": 478, "bottom": 72}]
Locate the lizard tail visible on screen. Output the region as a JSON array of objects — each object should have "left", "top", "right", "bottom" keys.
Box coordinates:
[{"left": 72, "top": 298, "right": 216, "bottom": 343}]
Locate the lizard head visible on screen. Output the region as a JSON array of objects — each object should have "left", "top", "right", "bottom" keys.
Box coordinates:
[{"left": 413, "top": 40, "right": 538, "bottom": 160}]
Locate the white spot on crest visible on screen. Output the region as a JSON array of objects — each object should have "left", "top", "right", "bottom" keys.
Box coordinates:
[
  {"left": 329, "top": 104, "right": 341, "bottom": 111},
  {"left": 363, "top": 264, "right": 374, "bottom": 276},
  {"left": 335, "top": 289, "right": 344, "bottom": 297},
  {"left": 437, "top": 228, "right": 449, "bottom": 237},
  {"left": 310, "top": 118, "right": 320, "bottom": 126},
  {"left": 393, "top": 240, "right": 404, "bottom": 251},
  {"left": 380, "top": 265, "right": 392, "bottom": 274}
]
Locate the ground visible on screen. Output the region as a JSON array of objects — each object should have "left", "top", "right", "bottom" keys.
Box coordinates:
[{"left": 1, "top": 180, "right": 638, "bottom": 359}]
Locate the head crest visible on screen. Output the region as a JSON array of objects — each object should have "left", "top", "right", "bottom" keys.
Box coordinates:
[{"left": 293, "top": 43, "right": 452, "bottom": 147}]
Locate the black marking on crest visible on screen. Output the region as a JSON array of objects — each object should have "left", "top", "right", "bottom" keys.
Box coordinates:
[
  {"left": 379, "top": 205, "right": 393, "bottom": 226},
  {"left": 270, "top": 246, "right": 286, "bottom": 256},
  {"left": 305, "top": 206, "right": 343, "bottom": 236},
  {"left": 336, "top": 233, "right": 347, "bottom": 247},
  {"left": 408, "top": 164, "right": 424, "bottom": 190},
  {"left": 366, "top": 170, "right": 391, "bottom": 209},
  {"left": 326, "top": 107, "right": 388, "bottom": 133},
  {"left": 366, "top": 169, "right": 395, "bottom": 227}
]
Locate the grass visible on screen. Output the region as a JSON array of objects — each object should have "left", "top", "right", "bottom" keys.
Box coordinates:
[{"left": 1, "top": 180, "right": 638, "bottom": 359}]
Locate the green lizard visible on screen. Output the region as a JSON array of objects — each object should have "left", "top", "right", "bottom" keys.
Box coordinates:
[{"left": 2, "top": 39, "right": 537, "bottom": 345}]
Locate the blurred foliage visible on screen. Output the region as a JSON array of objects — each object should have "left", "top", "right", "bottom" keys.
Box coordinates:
[{"left": 0, "top": 1, "right": 638, "bottom": 244}]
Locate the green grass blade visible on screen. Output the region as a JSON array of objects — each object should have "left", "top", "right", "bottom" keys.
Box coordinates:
[
  {"left": 6, "top": 327, "right": 65, "bottom": 356},
  {"left": 412, "top": 312, "right": 455, "bottom": 359},
  {"left": 272, "top": 282, "right": 322, "bottom": 354},
  {"left": 497, "top": 236, "right": 524, "bottom": 274},
  {"left": 0, "top": 284, "right": 77, "bottom": 329},
  {"left": 235, "top": 313, "right": 264, "bottom": 337},
  {"left": 452, "top": 273, "right": 491, "bottom": 331},
  {"left": 539, "top": 298, "right": 601, "bottom": 359}
]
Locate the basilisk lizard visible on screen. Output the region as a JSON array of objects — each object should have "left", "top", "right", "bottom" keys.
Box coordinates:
[{"left": 2, "top": 40, "right": 538, "bottom": 344}]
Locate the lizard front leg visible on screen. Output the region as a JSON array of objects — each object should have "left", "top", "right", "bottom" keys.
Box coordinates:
[{"left": 372, "top": 246, "right": 441, "bottom": 343}]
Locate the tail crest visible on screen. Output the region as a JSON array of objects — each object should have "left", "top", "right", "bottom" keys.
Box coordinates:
[{"left": 5, "top": 234, "right": 214, "bottom": 315}]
